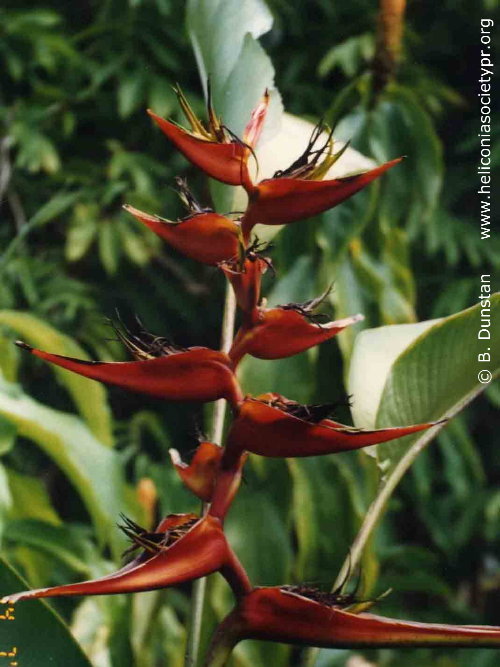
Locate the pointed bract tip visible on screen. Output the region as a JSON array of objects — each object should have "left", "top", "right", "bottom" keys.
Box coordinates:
[
  {"left": 168, "top": 448, "right": 183, "bottom": 467},
  {"left": 324, "top": 313, "right": 364, "bottom": 330},
  {"left": 1, "top": 589, "right": 40, "bottom": 604},
  {"left": 15, "top": 340, "right": 33, "bottom": 352}
]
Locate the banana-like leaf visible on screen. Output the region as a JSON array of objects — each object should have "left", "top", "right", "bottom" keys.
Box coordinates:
[
  {"left": 342, "top": 294, "right": 500, "bottom": 578},
  {"left": 0, "top": 311, "right": 113, "bottom": 446},
  {"left": 0, "top": 377, "right": 127, "bottom": 547},
  {"left": 0, "top": 557, "right": 92, "bottom": 667},
  {"left": 187, "top": 0, "right": 281, "bottom": 137},
  {"left": 350, "top": 294, "right": 500, "bottom": 473}
]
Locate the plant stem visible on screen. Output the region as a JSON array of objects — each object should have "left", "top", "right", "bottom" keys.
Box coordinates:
[
  {"left": 212, "top": 284, "right": 237, "bottom": 441},
  {"left": 184, "top": 282, "right": 237, "bottom": 667}
]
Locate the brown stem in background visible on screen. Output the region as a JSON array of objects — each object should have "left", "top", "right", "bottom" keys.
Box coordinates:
[{"left": 371, "top": 0, "right": 406, "bottom": 102}]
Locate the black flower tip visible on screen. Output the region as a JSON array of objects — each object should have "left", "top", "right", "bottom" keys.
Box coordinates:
[{"left": 15, "top": 340, "right": 33, "bottom": 352}]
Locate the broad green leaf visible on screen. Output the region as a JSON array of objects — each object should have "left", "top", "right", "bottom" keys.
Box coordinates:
[
  {"left": 341, "top": 295, "right": 500, "bottom": 581},
  {"left": 6, "top": 469, "right": 60, "bottom": 525},
  {"left": 0, "top": 557, "right": 92, "bottom": 667},
  {"left": 375, "top": 293, "right": 500, "bottom": 472},
  {"left": 4, "top": 520, "right": 92, "bottom": 575},
  {"left": 187, "top": 0, "right": 276, "bottom": 133},
  {"left": 0, "top": 378, "right": 126, "bottom": 546},
  {"left": 349, "top": 318, "right": 439, "bottom": 429},
  {"left": 0, "top": 417, "right": 16, "bottom": 456},
  {"left": 0, "top": 311, "right": 113, "bottom": 446}
]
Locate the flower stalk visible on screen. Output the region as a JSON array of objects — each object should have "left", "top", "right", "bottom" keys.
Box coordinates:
[{"left": 185, "top": 281, "right": 238, "bottom": 667}]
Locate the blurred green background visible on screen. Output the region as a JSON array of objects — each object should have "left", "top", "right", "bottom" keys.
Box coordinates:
[{"left": 0, "top": 0, "right": 499, "bottom": 665}]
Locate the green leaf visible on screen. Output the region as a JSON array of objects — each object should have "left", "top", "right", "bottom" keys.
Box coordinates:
[
  {"left": 0, "top": 378, "right": 127, "bottom": 546},
  {"left": 98, "top": 221, "right": 121, "bottom": 275},
  {"left": 341, "top": 295, "right": 500, "bottom": 580},
  {"left": 6, "top": 469, "right": 60, "bottom": 525},
  {"left": 117, "top": 70, "right": 145, "bottom": 118},
  {"left": 0, "top": 557, "right": 92, "bottom": 667},
  {"left": 65, "top": 206, "right": 98, "bottom": 262},
  {"left": 0, "top": 417, "right": 16, "bottom": 456},
  {"left": 4, "top": 520, "right": 92, "bottom": 575},
  {"left": 27, "top": 191, "right": 81, "bottom": 228},
  {"left": 0, "top": 311, "right": 113, "bottom": 446},
  {"left": 375, "top": 293, "right": 500, "bottom": 472},
  {"left": 225, "top": 492, "right": 292, "bottom": 586},
  {"left": 349, "top": 318, "right": 439, "bottom": 430},
  {"left": 187, "top": 0, "right": 276, "bottom": 132}
]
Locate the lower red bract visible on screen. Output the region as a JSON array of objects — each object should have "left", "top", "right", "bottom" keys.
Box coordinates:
[
  {"left": 1, "top": 516, "right": 249, "bottom": 603},
  {"left": 226, "top": 395, "right": 437, "bottom": 458},
  {"left": 230, "top": 587, "right": 500, "bottom": 648}
]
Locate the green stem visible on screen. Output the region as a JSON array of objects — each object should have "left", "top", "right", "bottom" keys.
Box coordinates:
[{"left": 184, "top": 282, "right": 237, "bottom": 667}]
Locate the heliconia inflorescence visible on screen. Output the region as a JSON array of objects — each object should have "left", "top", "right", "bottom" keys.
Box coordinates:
[{"left": 7, "top": 87, "right": 500, "bottom": 666}]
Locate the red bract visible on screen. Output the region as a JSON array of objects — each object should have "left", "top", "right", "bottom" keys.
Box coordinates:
[
  {"left": 125, "top": 205, "right": 240, "bottom": 266},
  {"left": 148, "top": 87, "right": 268, "bottom": 189},
  {"left": 208, "top": 586, "right": 500, "bottom": 658},
  {"left": 208, "top": 450, "right": 248, "bottom": 521},
  {"left": 219, "top": 250, "right": 270, "bottom": 324},
  {"left": 169, "top": 441, "right": 223, "bottom": 502},
  {"left": 229, "top": 293, "right": 363, "bottom": 364},
  {"left": 1, "top": 515, "right": 251, "bottom": 603},
  {"left": 16, "top": 340, "right": 243, "bottom": 407},
  {"left": 225, "top": 394, "right": 439, "bottom": 459},
  {"left": 242, "top": 158, "right": 402, "bottom": 240}
]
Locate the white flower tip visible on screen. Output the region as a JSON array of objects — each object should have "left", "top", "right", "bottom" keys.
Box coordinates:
[
  {"left": 1, "top": 589, "right": 41, "bottom": 604},
  {"left": 168, "top": 448, "right": 184, "bottom": 468},
  {"left": 325, "top": 313, "right": 365, "bottom": 329}
]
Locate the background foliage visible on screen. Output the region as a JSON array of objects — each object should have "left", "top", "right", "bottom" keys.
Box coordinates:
[{"left": 0, "top": 0, "right": 499, "bottom": 665}]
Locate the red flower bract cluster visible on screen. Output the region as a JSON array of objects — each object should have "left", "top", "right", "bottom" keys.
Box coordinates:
[{"left": 8, "top": 87, "right": 499, "bottom": 664}]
